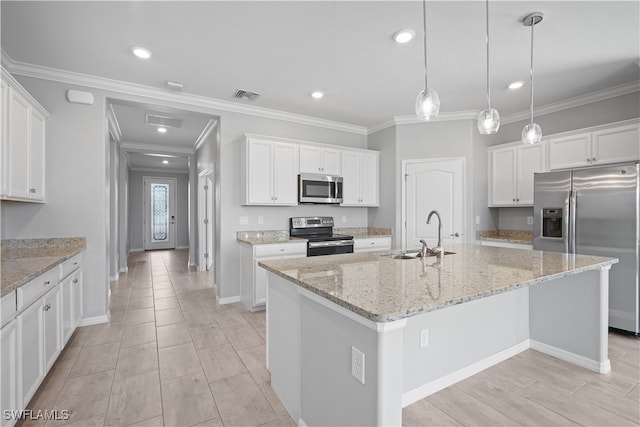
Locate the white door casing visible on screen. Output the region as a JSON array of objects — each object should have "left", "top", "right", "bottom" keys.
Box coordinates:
[
  {"left": 143, "top": 177, "right": 177, "bottom": 250},
  {"left": 403, "top": 158, "right": 466, "bottom": 250},
  {"left": 198, "top": 167, "right": 214, "bottom": 271}
]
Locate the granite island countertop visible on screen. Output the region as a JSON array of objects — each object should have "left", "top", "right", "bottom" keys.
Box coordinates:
[
  {"left": 1, "top": 237, "right": 86, "bottom": 297},
  {"left": 259, "top": 244, "right": 617, "bottom": 322}
]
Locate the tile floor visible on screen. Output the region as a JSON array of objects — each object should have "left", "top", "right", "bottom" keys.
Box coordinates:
[{"left": 21, "top": 249, "right": 640, "bottom": 426}]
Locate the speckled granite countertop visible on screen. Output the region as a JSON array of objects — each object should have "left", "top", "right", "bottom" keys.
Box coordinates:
[
  {"left": 237, "top": 227, "right": 392, "bottom": 245},
  {"left": 259, "top": 244, "right": 617, "bottom": 322},
  {"left": 1, "top": 237, "right": 86, "bottom": 297},
  {"left": 477, "top": 230, "right": 533, "bottom": 245}
]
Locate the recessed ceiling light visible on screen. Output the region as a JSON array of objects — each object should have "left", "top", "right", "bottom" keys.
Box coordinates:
[
  {"left": 311, "top": 91, "right": 324, "bottom": 99},
  {"left": 508, "top": 81, "right": 525, "bottom": 90},
  {"left": 392, "top": 29, "right": 415, "bottom": 44},
  {"left": 162, "top": 160, "right": 169, "bottom": 164},
  {"left": 157, "top": 127, "right": 167, "bottom": 133},
  {"left": 132, "top": 47, "right": 152, "bottom": 59}
]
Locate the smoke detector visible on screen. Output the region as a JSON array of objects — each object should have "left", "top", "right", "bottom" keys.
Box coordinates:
[{"left": 233, "top": 89, "right": 261, "bottom": 102}]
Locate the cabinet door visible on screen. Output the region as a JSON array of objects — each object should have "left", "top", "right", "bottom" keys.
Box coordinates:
[
  {"left": 1, "top": 320, "right": 19, "bottom": 424},
  {"left": 272, "top": 142, "right": 298, "bottom": 205},
  {"left": 60, "top": 275, "right": 73, "bottom": 345},
  {"left": 246, "top": 139, "right": 274, "bottom": 205},
  {"left": 548, "top": 134, "right": 591, "bottom": 170},
  {"left": 341, "top": 151, "right": 360, "bottom": 205},
  {"left": 592, "top": 124, "right": 640, "bottom": 165},
  {"left": 358, "top": 152, "right": 378, "bottom": 206},
  {"left": 0, "top": 80, "right": 8, "bottom": 197},
  {"left": 72, "top": 271, "right": 83, "bottom": 329},
  {"left": 7, "top": 89, "right": 30, "bottom": 199},
  {"left": 516, "top": 143, "right": 546, "bottom": 205},
  {"left": 43, "top": 286, "right": 61, "bottom": 372},
  {"left": 18, "top": 298, "right": 44, "bottom": 407},
  {"left": 321, "top": 148, "right": 341, "bottom": 175},
  {"left": 29, "top": 108, "right": 46, "bottom": 201},
  {"left": 299, "top": 145, "right": 322, "bottom": 173},
  {"left": 489, "top": 147, "right": 517, "bottom": 206}
]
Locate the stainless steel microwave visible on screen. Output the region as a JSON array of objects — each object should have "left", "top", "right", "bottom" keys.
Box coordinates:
[{"left": 298, "top": 173, "right": 343, "bottom": 204}]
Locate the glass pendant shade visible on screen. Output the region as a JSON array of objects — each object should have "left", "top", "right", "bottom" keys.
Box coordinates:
[
  {"left": 477, "top": 108, "right": 500, "bottom": 134},
  {"left": 521, "top": 122, "right": 542, "bottom": 144},
  {"left": 415, "top": 88, "right": 440, "bottom": 121}
]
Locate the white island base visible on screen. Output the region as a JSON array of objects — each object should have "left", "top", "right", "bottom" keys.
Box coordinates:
[{"left": 266, "top": 265, "right": 611, "bottom": 427}]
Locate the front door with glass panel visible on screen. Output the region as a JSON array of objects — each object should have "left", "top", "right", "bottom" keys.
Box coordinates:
[{"left": 144, "top": 177, "right": 177, "bottom": 250}]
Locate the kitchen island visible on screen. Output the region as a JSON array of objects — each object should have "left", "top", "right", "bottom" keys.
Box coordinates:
[{"left": 259, "top": 244, "right": 617, "bottom": 427}]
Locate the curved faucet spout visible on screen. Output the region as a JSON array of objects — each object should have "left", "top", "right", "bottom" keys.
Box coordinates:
[{"left": 426, "top": 210, "right": 445, "bottom": 256}]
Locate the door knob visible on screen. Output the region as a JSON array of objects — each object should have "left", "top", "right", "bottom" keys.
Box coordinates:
[{"left": 450, "top": 232, "right": 460, "bottom": 237}]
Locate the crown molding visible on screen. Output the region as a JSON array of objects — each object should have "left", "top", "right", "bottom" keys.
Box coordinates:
[
  {"left": 500, "top": 81, "right": 640, "bottom": 124},
  {"left": 120, "top": 141, "right": 194, "bottom": 156},
  {"left": 1, "top": 51, "right": 367, "bottom": 136},
  {"left": 368, "top": 110, "right": 479, "bottom": 134},
  {"left": 194, "top": 118, "right": 218, "bottom": 151}
]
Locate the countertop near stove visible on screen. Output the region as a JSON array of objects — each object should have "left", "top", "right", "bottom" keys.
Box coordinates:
[
  {"left": 237, "top": 227, "right": 392, "bottom": 245},
  {"left": 1, "top": 237, "right": 86, "bottom": 297},
  {"left": 477, "top": 230, "right": 533, "bottom": 245}
]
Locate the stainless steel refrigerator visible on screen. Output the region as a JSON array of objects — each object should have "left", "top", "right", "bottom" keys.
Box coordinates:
[{"left": 533, "top": 162, "right": 640, "bottom": 335}]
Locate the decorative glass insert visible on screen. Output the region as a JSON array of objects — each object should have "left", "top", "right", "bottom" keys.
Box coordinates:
[{"left": 151, "top": 183, "right": 169, "bottom": 242}]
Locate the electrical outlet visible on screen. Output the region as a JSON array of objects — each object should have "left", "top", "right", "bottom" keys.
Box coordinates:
[
  {"left": 258, "top": 216, "right": 264, "bottom": 225},
  {"left": 239, "top": 216, "right": 248, "bottom": 225},
  {"left": 527, "top": 216, "right": 533, "bottom": 225},
  {"left": 420, "top": 329, "right": 429, "bottom": 348},
  {"left": 342, "top": 215, "right": 347, "bottom": 224},
  {"left": 475, "top": 216, "right": 480, "bottom": 225},
  {"left": 351, "top": 346, "right": 365, "bottom": 384}
]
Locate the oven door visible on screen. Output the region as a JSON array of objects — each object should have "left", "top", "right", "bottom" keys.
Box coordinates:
[
  {"left": 299, "top": 174, "right": 343, "bottom": 204},
  {"left": 307, "top": 240, "right": 354, "bottom": 256}
]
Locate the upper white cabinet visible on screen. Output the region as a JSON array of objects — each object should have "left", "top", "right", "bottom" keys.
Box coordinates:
[
  {"left": 341, "top": 150, "right": 379, "bottom": 207},
  {"left": 548, "top": 122, "right": 639, "bottom": 170},
  {"left": 299, "top": 145, "right": 341, "bottom": 175},
  {"left": 242, "top": 136, "right": 299, "bottom": 206},
  {"left": 1, "top": 67, "right": 48, "bottom": 202},
  {"left": 488, "top": 142, "right": 545, "bottom": 207}
]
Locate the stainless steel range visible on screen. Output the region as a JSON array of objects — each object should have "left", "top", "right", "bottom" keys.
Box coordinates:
[{"left": 290, "top": 217, "right": 354, "bottom": 257}]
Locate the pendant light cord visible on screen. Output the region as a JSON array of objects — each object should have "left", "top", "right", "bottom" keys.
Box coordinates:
[
  {"left": 529, "top": 15, "right": 535, "bottom": 125},
  {"left": 422, "top": 0, "right": 428, "bottom": 89},
  {"left": 485, "top": 0, "right": 491, "bottom": 110}
]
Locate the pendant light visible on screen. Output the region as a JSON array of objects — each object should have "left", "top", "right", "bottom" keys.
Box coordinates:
[
  {"left": 521, "top": 12, "right": 543, "bottom": 144},
  {"left": 415, "top": 0, "right": 440, "bottom": 121},
  {"left": 477, "top": 0, "right": 500, "bottom": 134}
]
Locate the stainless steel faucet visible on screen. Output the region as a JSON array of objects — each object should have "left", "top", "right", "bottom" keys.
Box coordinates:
[
  {"left": 419, "top": 239, "right": 429, "bottom": 258},
  {"left": 427, "top": 210, "right": 445, "bottom": 257}
]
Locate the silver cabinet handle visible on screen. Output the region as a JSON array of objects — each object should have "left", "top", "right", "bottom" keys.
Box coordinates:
[
  {"left": 43, "top": 281, "right": 50, "bottom": 286},
  {"left": 592, "top": 157, "right": 597, "bottom": 162},
  {"left": 587, "top": 158, "right": 591, "bottom": 162},
  {"left": 43, "top": 304, "right": 51, "bottom": 311},
  {"left": 73, "top": 279, "right": 79, "bottom": 284},
  {"left": 30, "top": 188, "right": 36, "bottom": 193},
  {"left": 450, "top": 233, "right": 460, "bottom": 237}
]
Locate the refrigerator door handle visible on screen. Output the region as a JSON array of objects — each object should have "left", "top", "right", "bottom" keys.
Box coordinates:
[{"left": 569, "top": 190, "right": 577, "bottom": 254}]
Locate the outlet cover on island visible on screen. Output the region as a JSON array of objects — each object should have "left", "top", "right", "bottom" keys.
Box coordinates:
[
  {"left": 351, "top": 346, "right": 365, "bottom": 384},
  {"left": 475, "top": 216, "right": 480, "bottom": 225},
  {"left": 258, "top": 216, "right": 264, "bottom": 225},
  {"left": 420, "top": 328, "right": 429, "bottom": 348},
  {"left": 239, "top": 216, "right": 249, "bottom": 225}
]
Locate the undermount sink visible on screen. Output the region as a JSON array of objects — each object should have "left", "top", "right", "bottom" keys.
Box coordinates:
[{"left": 389, "top": 251, "right": 455, "bottom": 259}]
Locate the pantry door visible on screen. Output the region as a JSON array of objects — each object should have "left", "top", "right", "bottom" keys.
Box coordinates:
[
  {"left": 403, "top": 158, "right": 466, "bottom": 249},
  {"left": 144, "top": 177, "right": 177, "bottom": 250}
]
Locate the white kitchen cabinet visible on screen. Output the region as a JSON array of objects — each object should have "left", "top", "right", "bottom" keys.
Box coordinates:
[
  {"left": 548, "top": 122, "right": 639, "bottom": 170},
  {"left": 60, "top": 275, "right": 74, "bottom": 346},
  {"left": 71, "top": 270, "right": 83, "bottom": 330},
  {"left": 17, "top": 294, "right": 45, "bottom": 408},
  {"left": 42, "top": 285, "right": 61, "bottom": 373},
  {"left": 60, "top": 253, "right": 83, "bottom": 342},
  {"left": 243, "top": 137, "right": 299, "bottom": 206},
  {"left": 0, "top": 67, "right": 48, "bottom": 202},
  {"left": 240, "top": 242, "right": 307, "bottom": 311},
  {"left": 353, "top": 236, "right": 392, "bottom": 253},
  {"left": 488, "top": 142, "right": 545, "bottom": 206},
  {"left": 341, "top": 150, "right": 379, "bottom": 207},
  {"left": 1, "top": 319, "right": 18, "bottom": 427},
  {"left": 299, "top": 145, "right": 341, "bottom": 175}
]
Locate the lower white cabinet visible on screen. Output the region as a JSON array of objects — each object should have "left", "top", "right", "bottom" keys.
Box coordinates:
[
  {"left": 42, "top": 286, "right": 61, "bottom": 373},
  {"left": 72, "top": 270, "right": 83, "bottom": 330},
  {"left": 1, "top": 319, "right": 18, "bottom": 427},
  {"left": 353, "top": 237, "right": 392, "bottom": 253},
  {"left": 17, "top": 294, "right": 45, "bottom": 409},
  {"left": 240, "top": 242, "right": 307, "bottom": 311}
]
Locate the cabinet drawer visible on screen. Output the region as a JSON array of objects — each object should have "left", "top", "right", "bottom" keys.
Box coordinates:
[
  {"left": 255, "top": 243, "right": 307, "bottom": 258},
  {"left": 17, "top": 268, "right": 59, "bottom": 312},
  {"left": 60, "top": 253, "right": 82, "bottom": 279},
  {"left": 354, "top": 237, "right": 391, "bottom": 252},
  {"left": 1, "top": 292, "right": 17, "bottom": 327}
]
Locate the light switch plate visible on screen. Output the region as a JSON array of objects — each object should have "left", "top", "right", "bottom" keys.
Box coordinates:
[
  {"left": 351, "top": 346, "right": 365, "bottom": 384},
  {"left": 239, "top": 216, "right": 249, "bottom": 225},
  {"left": 420, "top": 329, "right": 429, "bottom": 348},
  {"left": 258, "top": 216, "right": 264, "bottom": 225},
  {"left": 527, "top": 216, "right": 533, "bottom": 225}
]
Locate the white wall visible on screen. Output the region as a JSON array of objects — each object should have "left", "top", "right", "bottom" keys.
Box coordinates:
[
  {"left": 367, "top": 125, "right": 397, "bottom": 246},
  {"left": 127, "top": 170, "right": 190, "bottom": 251}
]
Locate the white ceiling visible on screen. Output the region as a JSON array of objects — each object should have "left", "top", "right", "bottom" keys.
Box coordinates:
[{"left": 2, "top": 1, "right": 639, "bottom": 130}]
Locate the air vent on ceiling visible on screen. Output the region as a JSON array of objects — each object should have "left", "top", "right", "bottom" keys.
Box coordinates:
[
  {"left": 145, "top": 114, "right": 182, "bottom": 129},
  {"left": 233, "top": 89, "right": 261, "bottom": 101}
]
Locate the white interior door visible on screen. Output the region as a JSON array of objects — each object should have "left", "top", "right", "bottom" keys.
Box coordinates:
[
  {"left": 144, "top": 177, "right": 177, "bottom": 250},
  {"left": 403, "top": 158, "right": 465, "bottom": 250}
]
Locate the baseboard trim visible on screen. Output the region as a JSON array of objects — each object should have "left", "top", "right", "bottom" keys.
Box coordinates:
[
  {"left": 109, "top": 273, "right": 119, "bottom": 282},
  {"left": 176, "top": 245, "right": 189, "bottom": 249},
  {"left": 119, "top": 266, "right": 129, "bottom": 273},
  {"left": 129, "top": 248, "right": 144, "bottom": 254},
  {"left": 78, "top": 314, "right": 110, "bottom": 327},
  {"left": 530, "top": 339, "right": 611, "bottom": 374},
  {"left": 298, "top": 418, "right": 308, "bottom": 427},
  {"left": 218, "top": 296, "right": 241, "bottom": 305},
  {"left": 401, "top": 340, "right": 530, "bottom": 407}
]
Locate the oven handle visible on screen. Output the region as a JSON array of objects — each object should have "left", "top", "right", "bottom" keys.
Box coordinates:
[{"left": 308, "top": 240, "right": 354, "bottom": 248}]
